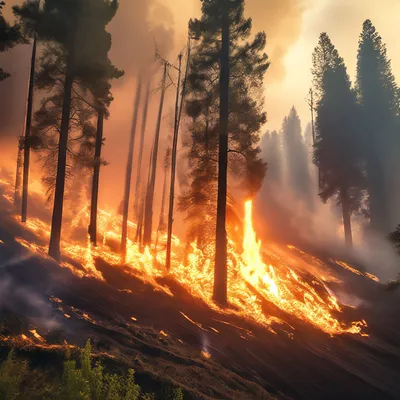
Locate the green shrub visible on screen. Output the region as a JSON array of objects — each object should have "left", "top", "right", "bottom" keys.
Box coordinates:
[
  {"left": 0, "top": 341, "right": 183, "bottom": 400},
  {"left": 0, "top": 350, "right": 28, "bottom": 400}
]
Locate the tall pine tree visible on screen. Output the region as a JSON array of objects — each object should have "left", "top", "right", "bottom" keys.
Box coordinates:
[
  {"left": 312, "top": 33, "right": 364, "bottom": 248},
  {"left": 181, "top": 0, "right": 268, "bottom": 304},
  {"left": 356, "top": 20, "right": 400, "bottom": 234}
]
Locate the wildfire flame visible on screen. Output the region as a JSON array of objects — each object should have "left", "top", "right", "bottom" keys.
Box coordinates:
[{"left": 1, "top": 176, "right": 369, "bottom": 337}]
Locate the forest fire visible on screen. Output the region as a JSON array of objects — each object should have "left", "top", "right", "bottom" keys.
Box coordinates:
[{"left": 3, "top": 178, "right": 367, "bottom": 337}]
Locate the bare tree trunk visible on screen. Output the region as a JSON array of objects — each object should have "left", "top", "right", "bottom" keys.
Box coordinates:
[
  {"left": 135, "top": 195, "right": 145, "bottom": 245},
  {"left": 121, "top": 77, "right": 142, "bottom": 259},
  {"left": 21, "top": 33, "right": 37, "bottom": 223},
  {"left": 143, "top": 63, "right": 167, "bottom": 246},
  {"left": 88, "top": 111, "right": 104, "bottom": 246},
  {"left": 341, "top": 187, "right": 353, "bottom": 249},
  {"left": 133, "top": 80, "right": 151, "bottom": 220},
  {"left": 165, "top": 54, "right": 182, "bottom": 269},
  {"left": 155, "top": 149, "right": 170, "bottom": 252},
  {"left": 166, "top": 41, "right": 191, "bottom": 270},
  {"left": 136, "top": 141, "right": 154, "bottom": 246},
  {"left": 213, "top": 4, "right": 230, "bottom": 305},
  {"left": 14, "top": 137, "right": 24, "bottom": 208},
  {"left": 48, "top": 50, "right": 75, "bottom": 261}
]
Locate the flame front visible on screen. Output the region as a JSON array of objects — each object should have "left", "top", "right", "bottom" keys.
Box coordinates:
[{"left": 6, "top": 178, "right": 367, "bottom": 336}]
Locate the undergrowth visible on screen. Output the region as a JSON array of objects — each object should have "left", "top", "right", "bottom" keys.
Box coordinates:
[{"left": 0, "top": 341, "right": 184, "bottom": 400}]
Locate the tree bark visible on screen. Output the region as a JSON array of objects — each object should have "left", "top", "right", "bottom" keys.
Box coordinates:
[
  {"left": 120, "top": 77, "right": 142, "bottom": 259},
  {"left": 213, "top": 3, "right": 230, "bottom": 305},
  {"left": 133, "top": 80, "right": 151, "bottom": 220},
  {"left": 14, "top": 137, "right": 24, "bottom": 208},
  {"left": 137, "top": 141, "right": 154, "bottom": 246},
  {"left": 341, "top": 187, "right": 353, "bottom": 249},
  {"left": 88, "top": 111, "right": 104, "bottom": 246},
  {"left": 143, "top": 63, "right": 167, "bottom": 247},
  {"left": 166, "top": 53, "right": 183, "bottom": 270},
  {"left": 21, "top": 33, "right": 37, "bottom": 223},
  {"left": 155, "top": 155, "right": 169, "bottom": 252},
  {"left": 48, "top": 49, "right": 75, "bottom": 261}
]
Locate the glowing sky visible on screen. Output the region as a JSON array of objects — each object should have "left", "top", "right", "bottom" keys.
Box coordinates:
[{"left": 166, "top": 0, "right": 400, "bottom": 131}]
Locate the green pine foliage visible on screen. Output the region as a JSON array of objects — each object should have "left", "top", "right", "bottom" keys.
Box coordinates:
[
  {"left": 179, "top": 0, "right": 269, "bottom": 246},
  {"left": 312, "top": 33, "right": 365, "bottom": 246},
  {"left": 13, "top": 0, "right": 123, "bottom": 202},
  {"left": 356, "top": 19, "right": 400, "bottom": 234},
  {"left": 0, "top": 341, "right": 183, "bottom": 400},
  {"left": 312, "top": 33, "right": 364, "bottom": 206},
  {"left": 0, "top": 350, "right": 28, "bottom": 400},
  {"left": 0, "top": 1, "right": 25, "bottom": 81}
]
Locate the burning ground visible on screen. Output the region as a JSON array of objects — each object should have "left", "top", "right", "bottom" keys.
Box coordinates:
[{"left": 0, "top": 178, "right": 400, "bottom": 399}]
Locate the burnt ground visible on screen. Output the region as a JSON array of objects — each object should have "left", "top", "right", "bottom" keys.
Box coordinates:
[{"left": 1, "top": 205, "right": 400, "bottom": 399}]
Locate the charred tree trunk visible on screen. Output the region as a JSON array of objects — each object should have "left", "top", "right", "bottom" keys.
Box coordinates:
[
  {"left": 155, "top": 148, "right": 170, "bottom": 252},
  {"left": 143, "top": 63, "right": 167, "bottom": 247},
  {"left": 165, "top": 53, "right": 183, "bottom": 269},
  {"left": 14, "top": 137, "right": 24, "bottom": 208},
  {"left": 341, "top": 187, "right": 353, "bottom": 249},
  {"left": 136, "top": 141, "right": 154, "bottom": 246},
  {"left": 88, "top": 111, "right": 104, "bottom": 246},
  {"left": 21, "top": 33, "right": 37, "bottom": 223},
  {"left": 133, "top": 80, "right": 151, "bottom": 220},
  {"left": 121, "top": 77, "right": 143, "bottom": 259},
  {"left": 213, "top": 4, "right": 230, "bottom": 305},
  {"left": 48, "top": 50, "right": 75, "bottom": 261}
]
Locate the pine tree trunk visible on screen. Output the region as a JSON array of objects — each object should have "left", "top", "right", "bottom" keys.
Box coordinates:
[
  {"left": 21, "top": 34, "right": 37, "bottom": 223},
  {"left": 341, "top": 187, "right": 353, "bottom": 248},
  {"left": 121, "top": 77, "right": 143, "bottom": 259},
  {"left": 143, "top": 63, "right": 167, "bottom": 247},
  {"left": 137, "top": 142, "right": 153, "bottom": 245},
  {"left": 133, "top": 80, "right": 151, "bottom": 220},
  {"left": 166, "top": 54, "right": 183, "bottom": 270},
  {"left": 213, "top": 4, "right": 230, "bottom": 305},
  {"left": 48, "top": 50, "right": 75, "bottom": 261},
  {"left": 88, "top": 111, "right": 104, "bottom": 246},
  {"left": 14, "top": 137, "right": 24, "bottom": 208},
  {"left": 155, "top": 160, "right": 169, "bottom": 252}
]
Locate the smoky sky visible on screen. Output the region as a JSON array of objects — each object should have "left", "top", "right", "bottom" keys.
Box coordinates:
[
  {"left": 245, "top": 0, "right": 309, "bottom": 81},
  {"left": 0, "top": 0, "right": 176, "bottom": 137}
]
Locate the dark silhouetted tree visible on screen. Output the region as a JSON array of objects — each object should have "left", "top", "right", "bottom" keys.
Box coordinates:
[
  {"left": 19, "top": 0, "right": 41, "bottom": 223},
  {"left": 165, "top": 50, "right": 185, "bottom": 271},
  {"left": 312, "top": 33, "right": 365, "bottom": 248},
  {"left": 133, "top": 79, "right": 151, "bottom": 220},
  {"left": 155, "top": 147, "right": 171, "bottom": 252},
  {"left": 181, "top": 0, "right": 269, "bottom": 304},
  {"left": 356, "top": 20, "right": 400, "bottom": 234},
  {"left": 143, "top": 61, "right": 168, "bottom": 247},
  {"left": 121, "top": 76, "right": 142, "bottom": 258},
  {"left": 14, "top": 0, "right": 122, "bottom": 261},
  {"left": 88, "top": 111, "right": 104, "bottom": 246}
]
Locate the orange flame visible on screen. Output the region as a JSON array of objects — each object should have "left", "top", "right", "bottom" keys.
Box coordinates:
[{"left": 1, "top": 173, "right": 368, "bottom": 337}]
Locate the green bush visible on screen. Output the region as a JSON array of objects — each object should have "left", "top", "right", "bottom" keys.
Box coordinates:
[
  {"left": 0, "top": 341, "right": 183, "bottom": 400},
  {"left": 0, "top": 350, "right": 28, "bottom": 400},
  {"left": 61, "top": 341, "right": 145, "bottom": 400}
]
